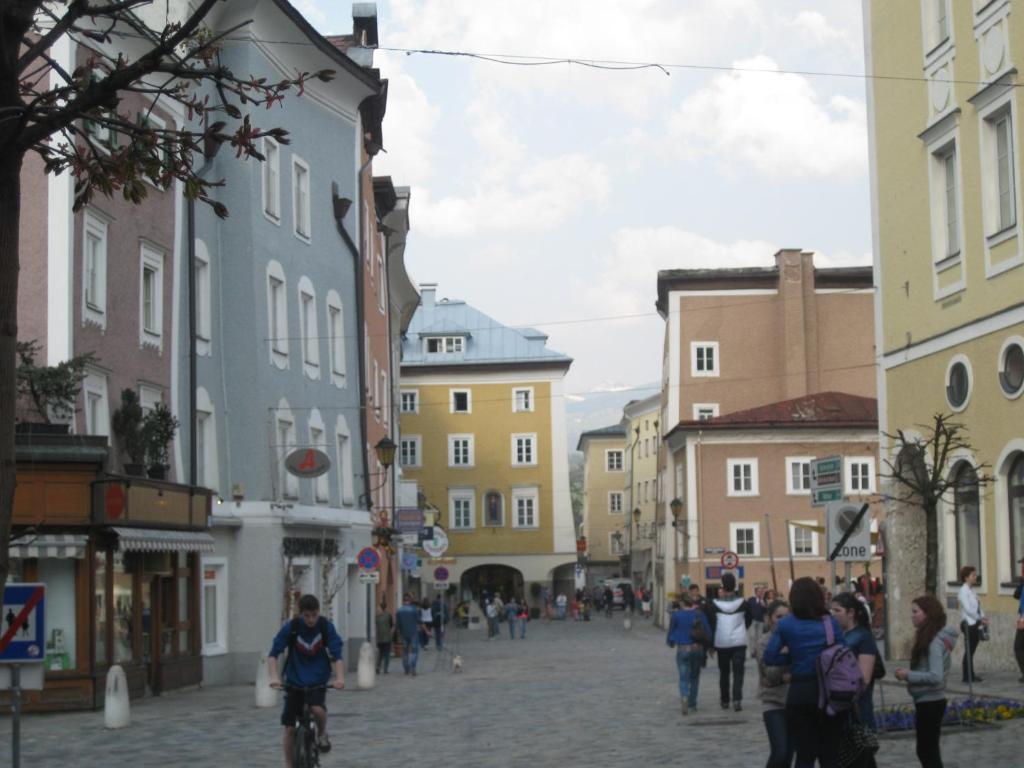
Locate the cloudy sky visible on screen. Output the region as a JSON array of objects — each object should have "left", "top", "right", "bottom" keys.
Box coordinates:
[{"left": 305, "top": 1, "right": 872, "bottom": 398}]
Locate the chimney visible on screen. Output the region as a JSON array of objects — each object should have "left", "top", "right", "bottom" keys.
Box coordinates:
[
  {"left": 774, "top": 249, "right": 819, "bottom": 398},
  {"left": 420, "top": 283, "right": 437, "bottom": 309}
]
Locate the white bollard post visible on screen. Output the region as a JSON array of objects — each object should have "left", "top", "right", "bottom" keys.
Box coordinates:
[
  {"left": 356, "top": 641, "right": 376, "bottom": 690},
  {"left": 623, "top": 613, "right": 632, "bottom": 632},
  {"left": 254, "top": 654, "right": 277, "bottom": 708},
  {"left": 104, "top": 665, "right": 130, "bottom": 729}
]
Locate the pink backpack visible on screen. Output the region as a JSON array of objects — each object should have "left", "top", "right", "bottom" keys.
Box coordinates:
[{"left": 817, "top": 617, "right": 865, "bottom": 716}]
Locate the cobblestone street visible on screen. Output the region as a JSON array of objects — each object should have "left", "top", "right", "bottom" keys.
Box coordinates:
[{"left": 3, "top": 616, "right": 1023, "bottom": 767}]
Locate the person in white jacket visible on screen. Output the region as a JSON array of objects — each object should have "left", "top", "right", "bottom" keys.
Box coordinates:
[
  {"left": 706, "top": 572, "right": 753, "bottom": 711},
  {"left": 956, "top": 565, "right": 988, "bottom": 682}
]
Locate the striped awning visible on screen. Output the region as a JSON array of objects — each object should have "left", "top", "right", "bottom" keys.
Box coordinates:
[
  {"left": 111, "top": 527, "right": 215, "bottom": 553},
  {"left": 9, "top": 534, "right": 88, "bottom": 559}
]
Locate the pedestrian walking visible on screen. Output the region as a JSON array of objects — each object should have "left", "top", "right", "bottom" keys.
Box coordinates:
[
  {"left": 485, "top": 599, "right": 499, "bottom": 639},
  {"left": 1014, "top": 579, "right": 1024, "bottom": 682},
  {"left": 764, "top": 576, "right": 847, "bottom": 767},
  {"left": 689, "top": 583, "right": 706, "bottom": 610},
  {"left": 603, "top": 586, "right": 614, "bottom": 617},
  {"left": 395, "top": 593, "right": 423, "bottom": 676},
  {"left": 747, "top": 586, "right": 767, "bottom": 647},
  {"left": 755, "top": 599, "right": 792, "bottom": 768},
  {"left": 517, "top": 598, "right": 529, "bottom": 638},
  {"left": 894, "top": 595, "right": 959, "bottom": 768},
  {"left": 431, "top": 595, "right": 449, "bottom": 651},
  {"left": 556, "top": 592, "right": 567, "bottom": 620},
  {"left": 707, "top": 572, "right": 752, "bottom": 712},
  {"left": 375, "top": 604, "right": 393, "bottom": 675},
  {"left": 642, "top": 589, "right": 652, "bottom": 620},
  {"left": 956, "top": 565, "right": 987, "bottom": 682},
  {"left": 666, "top": 591, "right": 712, "bottom": 716},
  {"left": 831, "top": 592, "right": 881, "bottom": 732},
  {"left": 505, "top": 596, "right": 520, "bottom": 639},
  {"left": 418, "top": 598, "right": 433, "bottom": 650}
]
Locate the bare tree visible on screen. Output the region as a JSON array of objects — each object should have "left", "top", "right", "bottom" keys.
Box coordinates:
[
  {"left": 881, "top": 413, "right": 991, "bottom": 595},
  {"left": 0, "top": 1, "right": 333, "bottom": 594}
]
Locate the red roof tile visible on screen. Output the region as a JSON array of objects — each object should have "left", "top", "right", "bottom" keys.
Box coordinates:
[{"left": 669, "top": 392, "right": 877, "bottom": 436}]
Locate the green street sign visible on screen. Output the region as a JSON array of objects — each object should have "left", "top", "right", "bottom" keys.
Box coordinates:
[{"left": 812, "top": 487, "right": 843, "bottom": 506}]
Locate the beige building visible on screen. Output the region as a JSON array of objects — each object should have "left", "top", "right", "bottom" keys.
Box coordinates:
[
  {"left": 654, "top": 250, "right": 877, "bottom": 613},
  {"left": 623, "top": 395, "right": 661, "bottom": 591},
  {"left": 577, "top": 425, "right": 628, "bottom": 584}
]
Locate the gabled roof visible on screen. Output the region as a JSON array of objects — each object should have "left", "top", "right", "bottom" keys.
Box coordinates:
[
  {"left": 576, "top": 424, "right": 627, "bottom": 451},
  {"left": 666, "top": 392, "right": 877, "bottom": 438}
]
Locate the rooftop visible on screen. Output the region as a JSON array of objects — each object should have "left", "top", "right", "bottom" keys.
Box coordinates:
[{"left": 576, "top": 424, "right": 627, "bottom": 451}]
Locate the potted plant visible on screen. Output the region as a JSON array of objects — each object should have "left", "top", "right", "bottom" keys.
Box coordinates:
[
  {"left": 142, "top": 403, "right": 179, "bottom": 480},
  {"left": 15, "top": 340, "right": 95, "bottom": 432},
  {"left": 111, "top": 389, "right": 146, "bottom": 476}
]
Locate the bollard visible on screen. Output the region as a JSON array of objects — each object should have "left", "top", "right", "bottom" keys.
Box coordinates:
[
  {"left": 356, "top": 641, "right": 376, "bottom": 690},
  {"left": 623, "top": 613, "right": 632, "bottom": 632},
  {"left": 104, "top": 665, "right": 130, "bottom": 729},
  {"left": 254, "top": 654, "right": 277, "bottom": 708}
]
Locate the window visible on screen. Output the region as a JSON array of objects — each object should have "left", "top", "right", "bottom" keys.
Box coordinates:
[
  {"left": 450, "top": 389, "right": 471, "bottom": 414},
  {"left": 292, "top": 156, "right": 311, "bottom": 240},
  {"left": 936, "top": 0, "right": 948, "bottom": 45},
  {"left": 381, "top": 370, "right": 390, "bottom": 427},
  {"left": 693, "top": 403, "right": 719, "bottom": 420},
  {"left": 512, "top": 434, "right": 537, "bottom": 466},
  {"left": 425, "top": 336, "right": 464, "bottom": 354},
  {"left": 484, "top": 491, "right": 504, "bottom": 526},
  {"left": 84, "top": 109, "right": 117, "bottom": 151},
  {"left": 929, "top": 142, "right": 961, "bottom": 262},
  {"left": 83, "top": 371, "right": 109, "bottom": 436},
  {"left": 336, "top": 417, "right": 353, "bottom": 505},
  {"left": 138, "top": 385, "right": 161, "bottom": 416},
  {"left": 400, "top": 390, "right": 419, "bottom": 413},
  {"left": 1008, "top": 455, "right": 1024, "bottom": 575},
  {"left": 82, "top": 211, "right": 107, "bottom": 325},
  {"left": 277, "top": 416, "right": 297, "bottom": 498},
  {"left": 310, "top": 425, "right": 328, "bottom": 503},
  {"left": 140, "top": 244, "right": 163, "bottom": 346},
  {"left": 326, "top": 291, "right": 345, "bottom": 383},
  {"left": 1000, "top": 340, "right": 1024, "bottom": 398},
  {"left": 136, "top": 111, "right": 172, "bottom": 188},
  {"left": 846, "top": 457, "right": 876, "bottom": 494},
  {"left": 201, "top": 560, "right": 228, "bottom": 655},
  {"left": 298, "top": 283, "right": 319, "bottom": 374},
  {"left": 787, "top": 457, "right": 813, "bottom": 494},
  {"left": 266, "top": 262, "right": 288, "bottom": 365},
  {"left": 513, "top": 387, "right": 534, "bottom": 412},
  {"left": 727, "top": 459, "right": 759, "bottom": 496},
  {"left": 377, "top": 254, "right": 386, "bottom": 313},
  {"left": 449, "top": 490, "right": 475, "bottom": 530},
  {"left": 610, "top": 533, "right": 625, "bottom": 555},
  {"left": 609, "top": 491, "right": 623, "bottom": 514},
  {"left": 731, "top": 523, "right": 759, "bottom": 556},
  {"left": 194, "top": 247, "right": 211, "bottom": 347},
  {"left": 946, "top": 356, "right": 971, "bottom": 410},
  {"left": 952, "top": 462, "right": 981, "bottom": 578},
  {"left": 995, "top": 113, "right": 1015, "bottom": 232},
  {"left": 691, "top": 342, "right": 719, "bottom": 377},
  {"left": 790, "top": 522, "right": 819, "bottom": 557},
  {"left": 512, "top": 488, "right": 539, "bottom": 528},
  {"left": 448, "top": 435, "right": 474, "bottom": 467},
  {"left": 606, "top": 450, "right": 624, "bottom": 472},
  {"left": 400, "top": 436, "right": 421, "bottom": 468},
  {"left": 262, "top": 137, "right": 280, "bottom": 221},
  {"left": 196, "top": 387, "right": 218, "bottom": 492}
]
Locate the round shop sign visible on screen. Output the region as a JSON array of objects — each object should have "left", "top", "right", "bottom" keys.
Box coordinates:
[
  {"left": 422, "top": 528, "right": 449, "bottom": 557},
  {"left": 285, "top": 448, "right": 331, "bottom": 478},
  {"left": 720, "top": 550, "right": 740, "bottom": 570},
  {"left": 433, "top": 566, "right": 449, "bottom": 582}
]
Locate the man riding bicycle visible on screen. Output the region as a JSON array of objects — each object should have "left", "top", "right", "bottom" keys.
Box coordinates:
[{"left": 268, "top": 594, "right": 345, "bottom": 767}]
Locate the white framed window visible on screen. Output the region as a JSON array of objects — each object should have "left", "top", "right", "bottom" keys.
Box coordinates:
[
  {"left": 82, "top": 211, "right": 107, "bottom": 326},
  {"left": 448, "top": 434, "right": 474, "bottom": 467},
  {"left": 194, "top": 242, "right": 212, "bottom": 353},
  {"left": 946, "top": 354, "right": 972, "bottom": 411},
  {"left": 609, "top": 491, "right": 623, "bottom": 514},
  {"left": 727, "top": 458, "right": 759, "bottom": 497},
  {"left": 691, "top": 341, "right": 719, "bottom": 377},
  {"left": 136, "top": 110, "right": 172, "bottom": 189},
  {"left": 196, "top": 387, "right": 218, "bottom": 492},
  {"left": 606, "top": 450, "right": 624, "bottom": 472},
  {"left": 292, "top": 155, "right": 311, "bottom": 241},
  {"left": 277, "top": 412, "right": 298, "bottom": 499},
  {"left": 610, "top": 532, "right": 625, "bottom": 555},
  {"left": 83, "top": 371, "right": 109, "bottom": 437},
  {"left": 786, "top": 457, "right": 814, "bottom": 495},
  {"left": 139, "top": 243, "right": 164, "bottom": 348},
  {"left": 449, "top": 489, "right": 475, "bottom": 530},
  {"left": 308, "top": 419, "right": 328, "bottom": 503},
  {"left": 845, "top": 457, "right": 876, "bottom": 494},
  {"left": 326, "top": 290, "right": 345, "bottom": 385},
  {"left": 139, "top": 385, "right": 161, "bottom": 416},
  {"left": 789, "top": 522, "right": 819, "bottom": 557},
  {"left": 400, "top": 436, "right": 421, "bottom": 468},
  {"left": 266, "top": 261, "right": 288, "bottom": 367},
  {"left": 201, "top": 558, "right": 228, "bottom": 656},
  {"left": 927, "top": 135, "right": 963, "bottom": 272},
  {"left": 335, "top": 415, "right": 354, "bottom": 505},
  {"left": 512, "top": 387, "right": 534, "bottom": 413},
  {"left": 84, "top": 110, "right": 117, "bottom": 152},
  {"left": 372, "top": 360, "right": 381, "bottom": 422},
  {"left": 512, "top": 433, "right": 537, "bottom": 466},
  {"left": 998, "top": 337, "right": 1024, "bottom": 399},
  {"left": 693, "top": 403, "right": 719, "bottom": 420},
  {"left": 922, "top": 0, "right": 953, "bottom": 56},
  {"left": 400, "top": 390, "right": 419, "bottom": 414},
  {"left": 298, "top": 279, "right": 319, "bottom": 377},
  {"left": 381, "top": 370, "right": 390, "bottom": 427},
  {"left": 262, "top": 137, "right": 280, "bottom": 222},
  {"left": 450, "top": 389, "right": 471, "bottom": 414},
  {"left": 377, "top": 254, "right": 386, "bottom": 313},
  {"left": 512, "top": 487, "right": 539, "bottom": 529},
  {"left": 425, "top": 336, "right": 464, "bottom": 354},
  {"left": 730, "top": 522, "right": 760, "bottom": 556}
]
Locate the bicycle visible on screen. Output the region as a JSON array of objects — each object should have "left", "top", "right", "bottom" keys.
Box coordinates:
[{"left": 279, "top": 684, "right": 331, "bottom": 768}]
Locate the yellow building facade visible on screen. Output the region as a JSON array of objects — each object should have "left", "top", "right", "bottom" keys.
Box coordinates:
[
  {"left": 623, "top": 395, "right": 661, "bottom": 591},
  {"left": 399, "top": 285, "right": 576, "bottom": 599},
  {"left": 866, "top": 0, "right": 1024, "bottom": 664},
  {"left": 577, "top": 426, "right": 627, "bottom": 581}
]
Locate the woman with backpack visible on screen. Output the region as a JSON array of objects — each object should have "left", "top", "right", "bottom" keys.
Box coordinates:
[
  {"left": 894, "top": 595, "right": 959, "bottom": 768},
  {"left": 831, "top": 592, "right": 881, "bottom": 730},
  {"left": 666, "top": 591, "right": 712, "bottom": 716},
  {"left": 764, "top": 577, "right": 848, "bottom": 768},
  {"left": 755, "top": 599, "right": 793, "bottom": 768}
]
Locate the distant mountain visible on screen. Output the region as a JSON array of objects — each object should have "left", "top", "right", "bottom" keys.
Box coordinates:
[{"left": 566, "top": 383, "right": 659, "bottom": 454}]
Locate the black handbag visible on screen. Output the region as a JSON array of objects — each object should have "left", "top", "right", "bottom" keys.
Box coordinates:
[{"left": 837, "top": 722, "right": 879, "bottom": 768}]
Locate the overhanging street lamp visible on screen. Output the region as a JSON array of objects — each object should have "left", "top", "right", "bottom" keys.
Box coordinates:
[
  {"left": 670, "top": 497, "right": 687, "bottom": 564},
  {"left": 374, "top": 435, "right": 397, "bottom": 470}
]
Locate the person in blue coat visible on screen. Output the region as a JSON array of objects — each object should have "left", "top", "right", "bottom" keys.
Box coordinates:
[
  {"left": 667, "top": 591, "right": 712, "bottom": 716},
  {"left": 268, "top": 594, "right": 345, "bottom": 765}
]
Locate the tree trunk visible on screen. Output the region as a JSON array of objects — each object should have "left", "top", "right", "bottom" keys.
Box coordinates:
[
  {"left": 924, "top": 500, "right": 939, "bottom": 595},
  {"left": 0, "top": 152, "right": 25, "bottom": 597}
]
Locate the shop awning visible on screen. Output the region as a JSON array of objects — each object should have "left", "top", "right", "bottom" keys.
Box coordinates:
[
  {"left": 9, "top": 534, "right": 87, "bottom": 559},
  {"left": 111, "top": 527, "right": 215, "bottom": 553}
]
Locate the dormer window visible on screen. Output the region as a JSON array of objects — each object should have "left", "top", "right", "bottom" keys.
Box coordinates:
[{"left": 425, "top": 336, "right": 465, "bottom": 354}]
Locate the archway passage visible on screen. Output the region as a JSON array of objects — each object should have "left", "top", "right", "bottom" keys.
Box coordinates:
[{"left": 460, "top": 564, "right": 524, "bottom": 602}]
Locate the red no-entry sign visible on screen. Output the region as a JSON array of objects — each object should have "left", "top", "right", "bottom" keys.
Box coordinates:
[{"left": 720, "top": 550, "right": 740, "bottom": 570}]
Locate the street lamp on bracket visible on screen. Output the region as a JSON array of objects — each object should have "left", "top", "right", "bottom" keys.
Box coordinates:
[{"left": 670, "top": 497, "right": 688, "bottom": 564}]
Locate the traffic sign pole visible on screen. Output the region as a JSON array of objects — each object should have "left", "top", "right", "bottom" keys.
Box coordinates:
[{"left": 11, "top": 665, "right": 19, "bottom": 768}]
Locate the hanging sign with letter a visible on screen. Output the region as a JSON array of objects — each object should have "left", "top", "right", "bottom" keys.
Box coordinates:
[{"left": 285, "top": 448, "right": 331, "bottom": 478}]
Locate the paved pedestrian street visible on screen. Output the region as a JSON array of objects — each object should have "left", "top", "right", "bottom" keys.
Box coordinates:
[{"left": 2, "top": 617, "right": 1023, "bottom": 767}]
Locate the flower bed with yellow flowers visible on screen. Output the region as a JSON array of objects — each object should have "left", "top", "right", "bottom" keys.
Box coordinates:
[{"left": 875, "top": 699, "right": 1024, "bottom": 731}]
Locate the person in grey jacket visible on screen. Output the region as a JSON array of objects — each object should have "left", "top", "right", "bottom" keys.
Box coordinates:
[
  {"left": 754, "top": 599, "right": 792, "bottom": 768},
  {"left": 895, "top": 595, "right": 959, "bottom": 768}
]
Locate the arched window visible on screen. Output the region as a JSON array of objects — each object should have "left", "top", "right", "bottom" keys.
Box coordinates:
[
  {"left": 952, "top": 461, "right": 981, "bottom": 578},
  {"left": 1009, "top": 455, "right": 1024, "bottom": 571}
]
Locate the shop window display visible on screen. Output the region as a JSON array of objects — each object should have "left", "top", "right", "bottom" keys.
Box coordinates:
[
  {"left": 113, "top": 552, "right": 133, "bottom": 663},
  {"left": 94, "top": 549, "right": 107, "bottom": 665},
  {"left": 37, "top": 558, "right": 77, "bottom": 670}
]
